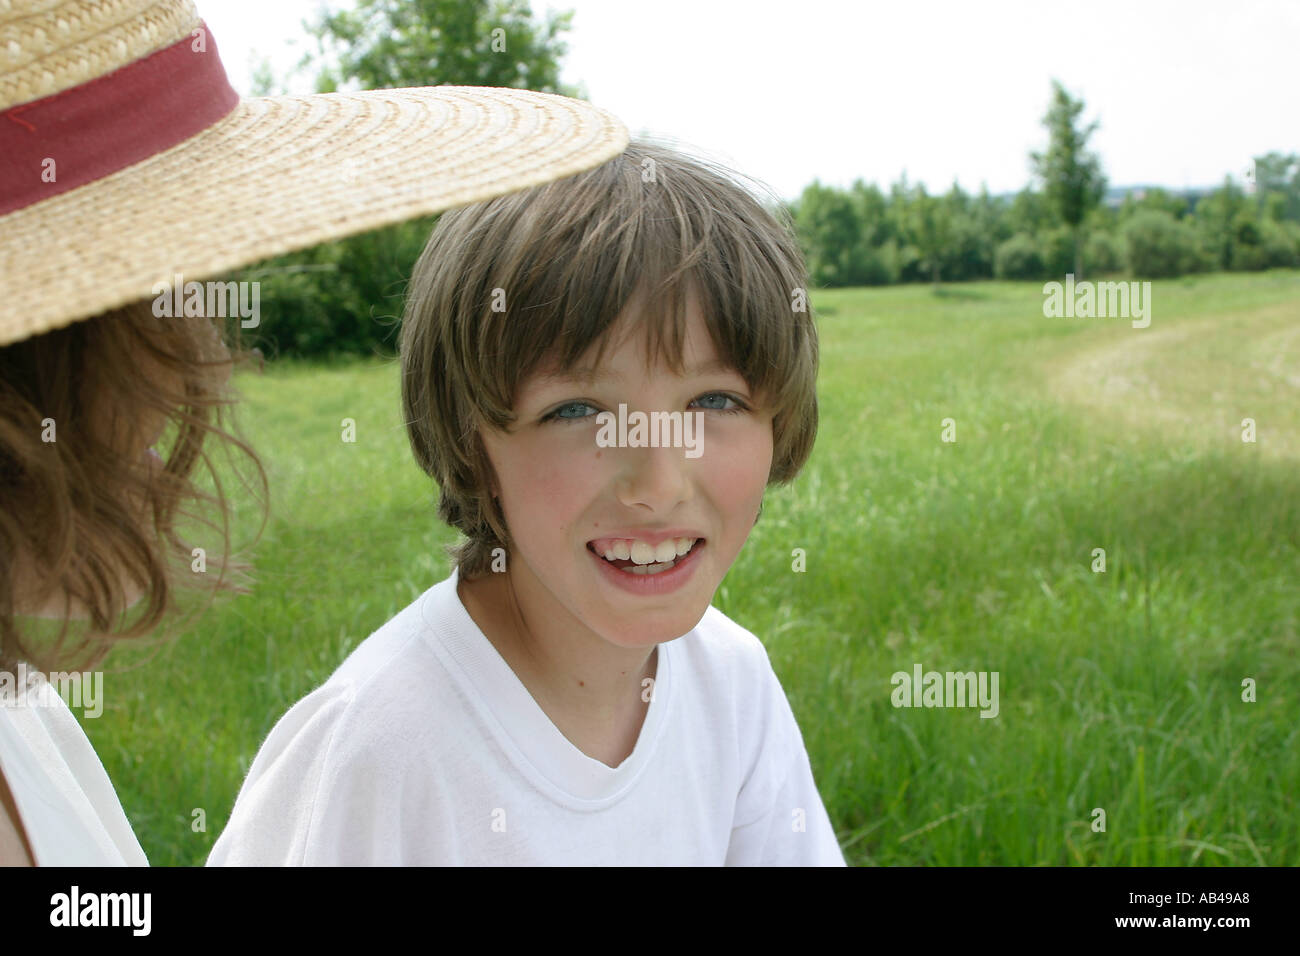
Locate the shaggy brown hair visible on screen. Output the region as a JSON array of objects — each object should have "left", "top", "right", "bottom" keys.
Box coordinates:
[
  {"left": 0, "top": 299, "right": 267, "bottom": 675},
  {"left": 401, "top": 139, "right": 819, "bottom": 580}
]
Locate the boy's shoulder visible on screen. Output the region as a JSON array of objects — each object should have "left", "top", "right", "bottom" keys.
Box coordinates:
[
  {"left": 668, "top": 604, "right": 792, "bottom": 725},
  {"left": 273, "top": 583, "right": 453, "bottom": 757},
  {"left": 327, "top": 584, "right": 439, "bottom": 691},
  {"left": 680, "top": 603, "right": 775, "bottom": 676}
]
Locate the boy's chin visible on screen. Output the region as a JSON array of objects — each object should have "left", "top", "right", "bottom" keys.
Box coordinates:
[{"left": 593, "top": 606, "right": 709, "bottom": 647}]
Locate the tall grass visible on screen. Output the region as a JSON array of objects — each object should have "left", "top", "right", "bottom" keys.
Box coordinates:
[{"left": 82, "top": 271, "right": 1299, "bottom": 865}]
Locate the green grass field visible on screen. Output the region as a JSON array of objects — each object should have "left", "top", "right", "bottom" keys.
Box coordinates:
[{"left": 83, "top": 270, "right": 1300, "bottom": 866}]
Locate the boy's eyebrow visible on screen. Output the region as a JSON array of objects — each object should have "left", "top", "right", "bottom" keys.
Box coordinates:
[{"left": 534, "top": 359, "right": 736, "bottom": 386}]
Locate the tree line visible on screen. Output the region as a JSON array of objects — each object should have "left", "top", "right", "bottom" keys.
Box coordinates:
[
  {"left": 234, "top": 3, "right": 1300, "bottom": 359},
  {"left": 791, "top": 82, "right": 1300, "bottom": 288}
]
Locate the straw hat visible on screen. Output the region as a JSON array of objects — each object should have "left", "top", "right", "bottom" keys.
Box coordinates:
[{"left": 0, "top": 0, "right": 629, "bottom": 347}]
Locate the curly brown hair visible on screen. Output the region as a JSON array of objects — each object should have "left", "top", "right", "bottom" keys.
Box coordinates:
[
  {"left": 0, "top": 298, "right": 267, "bottom": 675},
  {"left": 401, "top": 138, "right": 819, "bottom": 580}
]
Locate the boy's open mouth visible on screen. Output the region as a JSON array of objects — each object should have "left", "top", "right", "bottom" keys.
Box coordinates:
[{"left": 587, "top": 536, "right": 705, "bottom": 576}]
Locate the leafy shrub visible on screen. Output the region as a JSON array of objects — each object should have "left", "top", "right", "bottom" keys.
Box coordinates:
[
  {"left": 1123, "top": 211, "right": 1200, "bottom": 278},
  {"left": 1085, "top": 231, "right": 1125, "bottom": 275},
  {"left": 942, "top": 216, "right": 996, "bottom": 281},
  {"left": 857, "top": 242, "right": 901, "bottom": 286},
  {"left": 233, "top": 216, "right": 438, "bottom": 359},
  {"left": 1232, "top": 218, "right": 1300, "bottom": 270},
  {"left": 1041, "top": 226, "right": 1076, "bottom": 278},
  {"left": 994, "top": 233, "right": 1046, "bottom": 280}
]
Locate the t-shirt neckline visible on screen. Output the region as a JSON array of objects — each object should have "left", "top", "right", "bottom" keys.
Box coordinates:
[{"left": 418, "top": 568, "right": 672, "bottom": 805}]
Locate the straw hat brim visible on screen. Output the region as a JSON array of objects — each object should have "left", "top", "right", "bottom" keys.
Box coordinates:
[{"left": 0, "top": 85, "right": 629, "bottom": 347}]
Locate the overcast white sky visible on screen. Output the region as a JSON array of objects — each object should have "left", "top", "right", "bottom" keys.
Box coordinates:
[{"left": 201, "top": 0, "right": 1300, "bottom": 203}]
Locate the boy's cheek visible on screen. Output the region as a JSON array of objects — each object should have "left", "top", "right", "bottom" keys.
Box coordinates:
[
  {"left": 699, "top": 421, "right": 773, "bottom": 482},
  {"left": 501, "top": 443, "right": 607, "bottom": 506}
]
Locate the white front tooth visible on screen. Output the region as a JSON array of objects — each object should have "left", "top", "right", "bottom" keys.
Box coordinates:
[
  {"left": 675, "top": 537, "right": 691, "bottom": 556},
  {"left": 613, "top": 540, "right": 631, "bottom": 560},
  {"left": 604, "top": 549, "right": 617, "bottom": 560},
  {"left": 653, "top": 540, "right": 677, "bottom": 563},
  {"left": 630, "top": 540, "right": 655, "bottom": 564}
]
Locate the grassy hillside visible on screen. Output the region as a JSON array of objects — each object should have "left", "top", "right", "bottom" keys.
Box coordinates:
[{"left": 82, "top": 271, "right": 1299, "bottom": 865}]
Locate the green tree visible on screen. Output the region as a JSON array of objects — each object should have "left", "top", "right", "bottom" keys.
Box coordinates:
[
  {"left": 249, "top": 54, "right": 280, "bottom": 96},
  {"left": 973, "top": 184, "right": 1011, "bottom": 246},
  {"left": 1251, "top": 152, "right": 1300, "bottom": 222},
  {"left": 1006, "top": 187, "right": 1050, "bottom": 237},
  {"left": 886, "top": 174, "right": 922, "bottom": 279},
  {"left": 305, "top": 0, "right": 576, "bottom": 95},
  {"left": 847, "top": 181, "right": 900, "bottom": 284},
  {"left": 795, "top": 181, "right": 866, "bottom": 287},
  {"left": 939, "top": 183, "right": 994, "bottom": 281},
  {"left": 240, "top": 0, "right": 577, "bottom": 358},
  {"left": 908, "top": 186, "right": 953, "bottom": 288},
  {"left": 1030, "top": 80, "right": 1107, "bottom": 279},
  {"left": 1120, "top": 187, "right": 1189, "bottom": 220},
  {"left": 1193, "top": 176, "right": 1248, "bottom": 271},
  {"left": 849, "top": 180, "right": 895, "bottom": 248}
]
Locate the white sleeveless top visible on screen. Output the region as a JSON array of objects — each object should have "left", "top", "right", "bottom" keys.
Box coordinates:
[{"left": 0, "top": 673, "right": 148, "bottom": 866}]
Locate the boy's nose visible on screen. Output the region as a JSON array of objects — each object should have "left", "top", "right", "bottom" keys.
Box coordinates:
[{"left": 613, "top": 441, "right": 694, "bottom": 512}]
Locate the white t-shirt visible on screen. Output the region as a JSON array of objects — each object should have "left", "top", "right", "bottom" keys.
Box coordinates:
[
  {"left": 0, "top": 673, "right": 148, "bottom": 866},
  {"left": 208, "top": 570, "right": 846, "bottom": 866}
]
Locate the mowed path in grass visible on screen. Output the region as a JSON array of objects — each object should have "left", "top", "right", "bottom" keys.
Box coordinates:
[{"left": 84, "top": 272, "right": 1299, "bottom": 865}]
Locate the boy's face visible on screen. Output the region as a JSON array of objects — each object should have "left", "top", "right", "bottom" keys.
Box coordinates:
[{"left": 479, "top": 289, "right": 773, "bottom": 647}]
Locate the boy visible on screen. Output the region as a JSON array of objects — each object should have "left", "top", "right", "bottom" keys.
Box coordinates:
[{"left": 208, "top": 139, "right": 844, "bottom": 865}]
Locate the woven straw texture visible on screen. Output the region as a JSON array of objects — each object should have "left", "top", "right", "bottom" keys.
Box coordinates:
[
  {"left": 1, "top": 0, "right": 199, "bottom": 110},
  {"left": 0, "top": 1, "right": 630, "bottom": 346}
]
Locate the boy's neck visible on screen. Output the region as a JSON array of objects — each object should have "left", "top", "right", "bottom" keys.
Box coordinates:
[{"left": 456, "top": 568, "right": 658, "bottom": 767}]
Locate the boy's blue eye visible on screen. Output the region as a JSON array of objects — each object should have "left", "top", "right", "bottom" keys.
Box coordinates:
[
  {"left": 691, "top": 392, "right": 743, "bottom": 412},
  {"left": 546, "top": 401, "right": 597, "bottom": 421}
]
